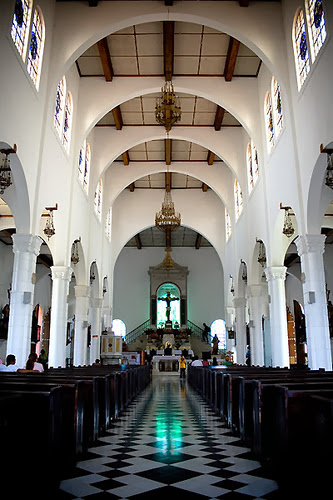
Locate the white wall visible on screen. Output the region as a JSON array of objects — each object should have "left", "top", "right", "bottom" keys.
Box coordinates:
[{"left": 113, "top": 246, "right": 224, "bottom": 334}]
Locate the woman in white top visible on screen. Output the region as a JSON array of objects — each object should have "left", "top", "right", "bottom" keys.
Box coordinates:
[{"left": 26, "top": 352, "right": 44, "bottom": 372}]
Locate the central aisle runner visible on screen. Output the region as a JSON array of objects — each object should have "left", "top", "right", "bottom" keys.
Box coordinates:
[{"left": 59, "top": 377, "right": 279, "bottom": 499}]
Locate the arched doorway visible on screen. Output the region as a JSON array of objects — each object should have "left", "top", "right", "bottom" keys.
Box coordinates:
[{"left": 31, "top": 304, "right": 43, "bottom": 356}]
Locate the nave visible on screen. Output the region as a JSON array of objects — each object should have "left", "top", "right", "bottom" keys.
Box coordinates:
[{"left": 59, "top": 377, "right": 279, "bottom": 499}]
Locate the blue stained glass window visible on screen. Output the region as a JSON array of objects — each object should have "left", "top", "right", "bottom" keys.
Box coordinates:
[
  {"left": 62, "top": 92, "right": 73, "bottom": 152},
  {"left": 54, "top": 77, "right": 66, "bottom": 136},
  {"left": 26, "top": 8, "right": 45, "bottom": 89},
  {"left": 11, "top": 0, "right": 31, "bottom": 60},
  {"left": 293, "top": 9, "right": 310, "bottom": 89},
  {"left": 15, "top": 0, "right": 24, "bottom": 27},
  {"left": 307, "top": 0, "right": 326, "bottom": 60}
]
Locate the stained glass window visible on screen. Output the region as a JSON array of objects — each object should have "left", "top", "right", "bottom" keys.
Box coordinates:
[
  {"left": 112, "top": 319, "right": 126, "bottom": 338},
  {"left": 306, "top": 0, "right": 326, "bottom": 60},
  {"left": 62, "top": 92, "right": 73, "bottom": 153},
  {"left": 272, "top": 77, "right": 283, "bottom": 137},
  {"left": 105, "top": 208, "right": 112, "bottom": 241},
  {"left": 26, "top": 8, "right": 45, "bottom": 89},
  {"left": 54, "top": 76, "right": 66, "bottom": 136},
  {"left": 84, "top": 144, "right": 90, "bottom": 194},
  {"left": 247, "top": 140, "right": 259, "bottom": 193},
  {"left": 234, "top": 179, "right": 243, "bottom": 221},
  {"left": 94, "top": 179, "right": 103, "bottom": 221},
  {"left": 11, "top": 0, "right": 32, "bottom": 60},
  {"left": 225, "top": 208, "right": 232, "bottom": 241},
  {"left": 265, "top": 92, "right": 274, "bottom": 151},
  {"left": 293, "top": 9, "right": 310, "bottom": 89},
  {"left": 78, "top": 141, "right": 85, "bottom": 185}
]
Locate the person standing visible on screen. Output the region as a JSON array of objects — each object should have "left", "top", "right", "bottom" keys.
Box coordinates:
[
  {"left": 202, "top": 323, "right": 210, "bottom": 342},
  {"left": 179, "top": 355, "right": 186, "bottom": 378}
]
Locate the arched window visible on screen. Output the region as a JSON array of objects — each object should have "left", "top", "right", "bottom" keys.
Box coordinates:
[
  {"left": 26, "top": 7, "right": 45, "bottom": 89},
  {"left": 62, "top": 91, "right": 73, "bottom": 153},
  {"left": 271, "top": 77, "right": 283, "bottom": 138},
  {"left": 225, "top": 208, "right": 232, "bottom": 241},
  {"left": 210, "top": 319, "right": 227, "bottom": 351},
  {"left": 234, "top": 179, "right": 243, "bottom": 221},
  {"left": 265, "top": 92, "right": 274, "bottom": 151},
  {"left": 293, "top": 9, "right": 310, "bottom": 90},
  {"left": 54, "top": 76, "right": 66, "bottom": 137},
  {"left": 306, "top": 0, "right": 326, "bottom": 60},
  {"left": 112, "top": 319, "right": 126, "bottom": 338},
  {"left": 78, "top": 141, "right": 90, "bottom": 193},
  {"left": 105, "top": 208, "right": 112, "bottom": 241},
  {"left": 247, "top": 140, "right": 259, "bottom": 193},
  {"left": 11, "top": 0, "right": 32, "bottom": 60},
  {"left": 94, "top": 179, "right": 103, "bottom": 220}
]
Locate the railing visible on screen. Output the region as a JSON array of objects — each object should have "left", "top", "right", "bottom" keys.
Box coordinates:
[
  {"left": 125, "top": 319, "right": 150, "bottom": 345},
  {"left": 187, "top": 320, "right": 212, "bottom": 345}
]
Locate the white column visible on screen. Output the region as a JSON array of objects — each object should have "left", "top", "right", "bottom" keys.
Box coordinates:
[
  {"left": 49, "top": 266, "right": 72, "bottom": 368},
  {"left": 103, "top": 306, "right": 112, "bottom": 332},
  {"left": 233, "top": 297, "right": 247, "bottom": 364},
  {"left": 247, "top": 285, "right": 265, "bottom": 366},
  {"left": 73, "top": 285, "right": 90, "bottom": 366},
  {"left": 90, "top": 297, "right": 103, "bottom": 364},
  {"left": 295, "top": 235, "right": 332, "bottom": 371},
  {"left": 7, "top": 234, "right": 43, "bottom": 368},
  {"left": 265, "top": 266, "right": 289, "bottom": 368}
]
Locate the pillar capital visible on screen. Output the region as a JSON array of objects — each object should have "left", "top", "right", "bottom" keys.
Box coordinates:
[
  {"left": 265, "top": 266, "right": 287, "bottom": 282},
  {"left": 12, "top": 233, "right": 43, "bottom": 256},
  {"left": 74, "top": 284, "right": 90, "bottom": 299},
  {"left": 233, "top": 297, "right": 246, "bottom": 308},
  {"left": 295, "top": 234, "right": 326, "bottom": 257},
  {"left": 247, "top": 284, "right": 264, "bottom": 298},
  {"left": 51, "top": 266, "right": 73, "bottom": 282}
]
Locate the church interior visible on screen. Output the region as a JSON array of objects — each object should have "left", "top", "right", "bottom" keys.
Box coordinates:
[{"left": 0, "top": 0, "right": 333, "bottom": 497}]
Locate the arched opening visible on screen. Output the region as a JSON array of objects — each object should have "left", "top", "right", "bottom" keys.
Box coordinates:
[
  {"left": 112, "top": 319, "right": 126, "bottom": 338},
  {"left": 31, "top": 304, "right": 43, "bottom": 356},
  {"left": 157, "top": 283, "right": 180, "bottom": 329},
  {"left": 210, "top": 319, "right": 227, "bottom": 352}
]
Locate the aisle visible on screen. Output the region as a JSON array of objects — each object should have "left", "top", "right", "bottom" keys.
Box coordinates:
[{"left": 59, "top": 377, "right": 280, "bottom": 499}]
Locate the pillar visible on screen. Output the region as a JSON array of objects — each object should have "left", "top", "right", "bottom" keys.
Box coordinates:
[
  {"left": 73, "top": 285, "right": 90, "bottom": 366},
  {"left": 48, "top": 266, "right": 72, "bottom": 368},
  {"left": 90, "top": 297, "right": 103, "bottom": 364},
  {"left": 247, "top": 285, "right": 265, "bottom": 366},
  {"left": 7, "top": 234, "right": 43, "bottom": 368},
  {"left": 295, "top": 234, "right": 332, "bottom": 370},
  {"left": 233, "top": 297, "right": 247, "bottom": 364},
  {"left": 265, "top": 266, "right": 289, "bottom": 368}
]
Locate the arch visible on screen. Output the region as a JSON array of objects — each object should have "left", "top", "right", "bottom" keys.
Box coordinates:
[
  {"left": 26, "top": 7, "right": 45, "bottom": 90},
  {"left": 0, "top": 142, "right": 30, "bottom": 233},
  {"left": 271, "top": 206, "right": 299, "bottom": 266},
  {"left": 112, "top": 319, "right": 126, "bottom": 338}
]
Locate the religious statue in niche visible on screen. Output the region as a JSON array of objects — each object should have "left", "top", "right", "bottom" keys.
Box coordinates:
[{"left": 158, "top": 291, "right": 179, "bottom": 322}]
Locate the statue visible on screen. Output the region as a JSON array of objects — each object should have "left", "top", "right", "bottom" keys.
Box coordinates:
[{"left": 158, "top": 291, "right": 179, "bottom": 321}]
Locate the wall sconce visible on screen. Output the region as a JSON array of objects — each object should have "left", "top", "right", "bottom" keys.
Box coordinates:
[
  {"left": 320, "top": 143, "right": 333, "bottom": 189},
  {"left": 256, "top": 238, "right": 266, "bottom": 268},
  {"left": 43, "top": 204, "right": 58, "bottom": 240},
  {"left": 71, "top": 238, "right": 81, "bottom": 265},
  {"left": 241, "top": 259, "right": 247, "bottom": 282},
  {"left": 90, "top": 262, "right": 96, "bottom": 284},
  {"left": 0, "top": 144, "right": 17, "bottom": 195},
  {"left": 280, "top": 203, "right": 295, "bottom": 237}
]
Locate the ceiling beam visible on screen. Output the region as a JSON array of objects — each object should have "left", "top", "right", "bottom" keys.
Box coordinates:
[
  {"left": 163, "top": 21, "right": 174, "bottom": 81},
  {"left": 112, "top": 105, "right": 123, "bottom": 130},
  {"left": 97, "top": 38, "right": 113, "bottom": 82},
  {"left": 165, "top": 138, "right": 172, "bottom": 166},
  {"left": 224, "top": 37, "right": 240, "bottom": 82},
  {"left": 129, "top": 182, "right": 135, "bottom": 192},
  {"left": 239, "top": 0, "right": 250, "bottom": 6},
  {"left": 122, "top": 151, "right": 130, "bottom": 166},
  {"left": 195, "top": 233, "right": 202, "bottom": 250},
  {"left": 214, "top": 105, "right": 225, "bottom": 131},
  {"left": 207, "top": 150, "right": 215, "bottom": 165},
  {"left": 135, "top": 234, "right": 142, "bottom": 250},
  {"left": 165, "top": 171, "right": 172, "bottom": 192},
  {"left": 202, "top": 183, "right": 208, "bottom": 192}
]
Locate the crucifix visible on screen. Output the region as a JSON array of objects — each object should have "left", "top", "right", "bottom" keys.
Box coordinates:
[{"left": 158, "top": 291, "right": 179, "bottom": 321}]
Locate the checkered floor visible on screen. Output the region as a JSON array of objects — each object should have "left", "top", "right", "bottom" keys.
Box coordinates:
[{"left": 57, "top": 376, "right": 281, "bottom": 499}]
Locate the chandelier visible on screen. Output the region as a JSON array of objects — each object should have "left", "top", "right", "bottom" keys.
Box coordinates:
[
  {"left": 325, "top": 152, "right": 333, "bottom": 189},
  {"left": 0, "top": 144, "right": 16, "bottom": 195},
  {"left": 155, "top": 189, "right": 181, "bottom": 231},
  {"left": 256, "top": 238, "right": 266, "bottom": 268},
  {"left": 162, "top": 247, "right": 174, "bottom": 269},
  {"left": 71, "top": 238, "right": 80, "bottom": 265},
  {"left": 155, "top": 80, "right": 181, "bottom": 133},
  {"left": 282, "top": 209, "right": 295, "bottom": 237},
  {"left": 43, "top": 209, "right": 56, "bottom": 240}
]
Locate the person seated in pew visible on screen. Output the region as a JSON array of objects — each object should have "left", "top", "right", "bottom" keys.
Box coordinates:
[
  {"left": 26, "top": 352, "right": 44, "bottom": 372},
  {"left": 4, "top": 354, "right": 19, "bottom": 372},
  {"left": 191, "top": 355, "right": 203, "bottom": 367}
]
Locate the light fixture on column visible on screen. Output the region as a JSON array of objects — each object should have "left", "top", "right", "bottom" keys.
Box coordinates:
[
  {"left": 0, "top": 144, "right": 17, "bottom": 195},
  {"left": 71, "top": 238, "right": 81, "bottom": 265},
  {"left": 325, "top": 152, "right": 333, "bottom": 189},
  {"left": 256, "top": 238, "right": 266, "bottom": 268},
  {"left": 90, "top": 262, "right": 96, "bottom": 284},
  {"left": 43, "top": 204, "right": 58, "bottom": 240},
  {"left": 155, "top": 80, "right": 181, "bottom": 133},
  {"left": 230, "top": 275, "right": 234, "bottom": 295},
  {"left": 241, "top": 259, "right": 247, "bottom": 282},
  {"left": 280, "top": 203, "right": 295, "bottom": 237},
  {"left": 103, "top": 276, "right": 108, "bottom": 295}
]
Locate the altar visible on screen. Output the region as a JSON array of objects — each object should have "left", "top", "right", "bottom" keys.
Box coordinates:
[{"left": 152, "top": 355, "right": 181, "bottom": 376}]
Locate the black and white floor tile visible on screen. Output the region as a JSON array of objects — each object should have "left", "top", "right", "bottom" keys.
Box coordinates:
[{"left": 58, "top": 377, "right": 281, "bottom": 499}]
